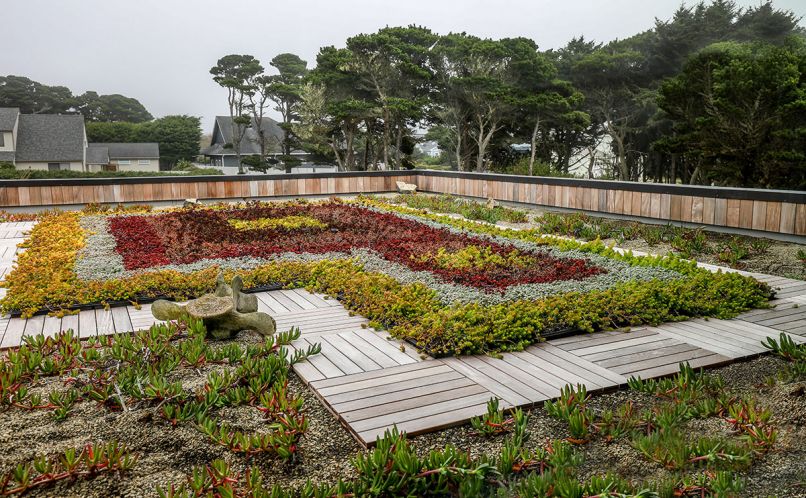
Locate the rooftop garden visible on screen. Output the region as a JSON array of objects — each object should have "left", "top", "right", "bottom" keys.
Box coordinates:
[
  {"left": 0, "top": 197, "right": 771, "bottom": 356},
  {"left": 1, "top": 194, "right": 804, "bottom": 496}
]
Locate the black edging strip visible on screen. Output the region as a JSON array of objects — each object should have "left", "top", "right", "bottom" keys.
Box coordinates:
[
  {"left": 1, "top": 169, "right": 803, "bottom": 203},
  {"left": 12, "top": 282, "right": 284, "bottom": 318}
]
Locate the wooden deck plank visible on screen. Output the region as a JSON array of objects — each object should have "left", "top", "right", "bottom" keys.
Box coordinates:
[
  {"left": 558, "top": 329, "right": 657, "bottom": 352},
  {"left": 660, "top": 322, "right": 762, "bottom": 355},
  {"left": 325, "top": 370, "right": 465, "bottom": 406},
  {"left": 649, "top": 326, "right": 742, "bottom": 358},
  {"left": 677, "top": 320, "right": 773, "bottom": 349},
  {"left": 320, "top": 334, "right": 381, "bottom": 373},
  {"left": 338, "top": 331, "right": 400, "bottom": 368},
  {"left": 290, "top": 288, "right": 332, "bottom": 309},
  {"left": 349, "top": 329, "right": 418, "bottom": 366},
  {"left": 582, "top": 338, "right": 682, "bottom": 362},
  {"left": 60, "top": 314, "right": 79, "bottom": 334},
  {"left": 478, "top": 354, "right": 558, "bottom": 398},
  {"left": 254, "top": 293, "right": 290, "bottom": 314},
  {"left": 42, "top": 316, "right": 62, "bottom": 338},
  {"left": 341, "top": 384, "right": 488, "bottom": 423},
  {"left": 357, "top": 401, "right": 491, "bottom": 444},
  {"left": 312, "top": 361, "right": 439, "bottom": 389},
  {"left": 303, "top": 337, "right": 347, "bottom": 379},
  {"left": 456, "top": 356, "right": 548, "bottom": 403},
  {"left": 510, "top": 348, "right": 604, "bottom": 389},
  {"left": 331, "top": 377, "right": 476, "bottom": 413},
  {"left": 529, "top": 342, "right": 627, "bottom": 386},
  {"left": 610, "top": 347, "right": 718, "bottom": 375},
  {"left": 111, "top": 307, "right": 134, "bottom": 334},
  {"left": 279, "top": 289, "right": 317, "bottom": 310},
  {"left": 441, "top": 357, "right": 533, "bottom": 407},
  {"left": 266, "top": 291, "right": 304, "bottom": 312},
  {"left": 0, "top": 318, "right": 24, "bottom": 348},
  {"left": 693, "top": 318, "right": 805, "bottom": 344},
  {"left": 595, "top": 343, "right": 701, "bottom": 369},
  {"left": 23, "top": 315, "right": 45, "bottom": 339},
  {"left": 78, "top": 310, "right": 98, "bottom": 338},
  {"left": 317, "top": 363, "right": 453, "bottom": 396},
  {"left": 626, "top": 353, "right": 731, "bottom": 380},
  {"left": 564, "top": 333, "right": 668, "bottom": 357},
  {"left": 350, "top": 391, "right": 493, "bottom": 433}
]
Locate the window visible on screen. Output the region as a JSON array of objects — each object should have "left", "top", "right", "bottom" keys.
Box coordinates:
[
  {"left": 102, "top": 164, "right": 118, "bottom": 172},
  {"left": 138, "top": 159, "right": 150, "bottom": 165},
  {"left": 117, "top": 160, "right": 131, "bottom": 165},
  {"left": 47, "top": 162, "right": 68, "bottom": 171},
  {"left": 0, "top": 133, "right": 4, "bottom": 147}
]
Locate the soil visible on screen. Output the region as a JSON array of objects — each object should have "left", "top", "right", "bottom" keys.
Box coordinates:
[{"left": 1, "top": 344, "right": 805, "bottom": 497}]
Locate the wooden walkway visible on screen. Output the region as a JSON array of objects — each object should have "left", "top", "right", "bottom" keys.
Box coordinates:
[{"left": 1, "top": 222, "right": 805, "bottom": 447}]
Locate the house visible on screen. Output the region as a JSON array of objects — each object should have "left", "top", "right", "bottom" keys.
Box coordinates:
[
  {"left": 201, "top": 115, "right": 308, "bottom": 167},
  {"left": 86, "top": 143, "right": 160, "bottom": 172},
  {"left": 0, "top": 107, "right": 159, "bottom": 172}
]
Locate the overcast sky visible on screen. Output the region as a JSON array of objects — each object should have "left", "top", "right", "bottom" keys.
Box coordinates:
[{"left": 2, "top": 0, "right": 804, "bottom": 131}]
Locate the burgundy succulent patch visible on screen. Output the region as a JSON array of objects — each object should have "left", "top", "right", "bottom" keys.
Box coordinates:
[{"left": 107, "top": 203, "right": 606, "bottom": 291}]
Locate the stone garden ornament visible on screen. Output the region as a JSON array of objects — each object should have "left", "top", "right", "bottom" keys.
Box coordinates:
[{"left": 151, "top": 272, "right": 276, "bottom": 339}]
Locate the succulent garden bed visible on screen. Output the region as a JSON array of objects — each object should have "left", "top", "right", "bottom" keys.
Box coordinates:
[
  {"left": 0, "top": 322, "right": 804, "bottom": 497},
  {"left": 1, "top": 198, "right": 771, "bottom": 356}
]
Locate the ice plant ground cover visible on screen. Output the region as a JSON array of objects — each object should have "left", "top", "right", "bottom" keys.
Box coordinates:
[{"left": 0, "top": 198, "right": 772, "bottom": 355}]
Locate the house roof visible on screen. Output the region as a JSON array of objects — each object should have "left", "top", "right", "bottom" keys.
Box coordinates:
[
  {"left": 89, "top": 142, "right": 159, "bottom": 159},
  {"left": 0, "top": 108, "right": 20, "bottom": 131},
  {"left": 201, "top": 116, "right": 284, "bottom": 156},
  {"left": 85, "top": 145, "right": 109, "bottom": 165},
  {"left": 14, "top": 114, "right": 86, "bottom": 162},
  {"left": 0, "top": 151, "right": 15, "bottom": 162}
]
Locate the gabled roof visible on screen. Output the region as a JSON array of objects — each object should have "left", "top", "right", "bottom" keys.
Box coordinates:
[
  {"left": 85, "top": 145, "right": 109, "bottom": 165},
  {"left": 90, "top": 142, "right": 159, "bottom": 159},
  {"left": 202, "top": 115, "right": 284, "bottom": 156},
  {"left": 0, "top": 108, "right": 20, "bottom": 131},
  {"left": 15, "top": 114, "right": 85, "bottom": 162},
  {"left": 0, "top": 151, "right": 15, "bottom": 162}
]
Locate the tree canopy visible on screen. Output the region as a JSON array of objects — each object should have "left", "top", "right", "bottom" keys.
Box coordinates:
[{"left": 0, "top": 75, "right": 152, "bottom": 121}]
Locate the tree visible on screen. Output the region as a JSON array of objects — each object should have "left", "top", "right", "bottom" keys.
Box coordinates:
[
  {"left": 345, "top": 26, "right": 436, "bottom": 169},
  {"left": 210, "top": 55, "right": 264, "bottom": 174},
  {"left": 75, "top": 92, "right": 152, "bottom": 122},
  {"left": 137, "top": 116, "right": 202, "bottom": 167},
  {"left": 266, "top": 53, "right": 308, "bottom": 157},
  {"left": 0, "top": 75, "right": 73, "bottom": 114},
  {"left": 657, "top": 40, "right": 806, "bottom": 188},
  {"left": 86, "top": 116, "right": 201, "bottom": 168}
]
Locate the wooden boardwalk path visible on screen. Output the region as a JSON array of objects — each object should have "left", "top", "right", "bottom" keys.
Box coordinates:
[{"left": 1, "top": 222, "right": 805, "bottom": 447}]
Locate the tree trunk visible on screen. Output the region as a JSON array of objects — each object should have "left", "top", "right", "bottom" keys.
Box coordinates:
[
  {"left": 344, "top": 122, "right": 355, "bottom": 171},
  {"left": 330, "top": 134, "right": 344, "bottom": 171},
  {"left": 455, "top": 127, "right": 463, "bottom": 172},
  {"left": 528, "top": 117, "right": 540, "bottom": 176},
  {"left": 382, "top": 108, "right": 390, "bottom": 170},
  {"left": 586, "top": 145, "right": 596, "bottom": 179},
  {"left": 395, "top": 124, "right": 403, "bottom": 169}
]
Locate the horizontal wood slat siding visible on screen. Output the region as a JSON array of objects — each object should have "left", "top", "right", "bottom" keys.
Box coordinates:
[
  {"left": 0, "top": 171, "right": 804, "bottom": 236},
  {"left": 0, "top": 174, "right": 416, "bottom": 208},
  {"left": 416, "top": 175, "right": 806, "bottom": 237}
]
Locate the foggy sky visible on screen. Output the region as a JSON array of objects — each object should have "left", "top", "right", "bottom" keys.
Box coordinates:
[{"left": 3, "top": 0, "right": 804, "bottom": 132}]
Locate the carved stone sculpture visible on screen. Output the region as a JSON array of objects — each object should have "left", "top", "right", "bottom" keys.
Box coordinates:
[{"left": 151, "top": 273, "right": 276, "bottom": 340}]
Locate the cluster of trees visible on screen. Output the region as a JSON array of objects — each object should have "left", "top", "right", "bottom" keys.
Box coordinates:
[
  {"left": 0, "top": 75, "right": 202, "bottom": 167},
  {"left": 212, "top": 1, "right": 804, "bottom": 188},
  {"left": 0, "top": 75, "right": 153, "bottom": 122},
  {"left": 210, "top": 54, "right": 308, "bottom": 174},
  {"left": 86, "top": 116, "right": 202, "bottom": 167}
]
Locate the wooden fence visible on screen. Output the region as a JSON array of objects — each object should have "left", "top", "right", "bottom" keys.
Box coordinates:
[{"left": 0, "top": 170, "right": 804, "bottom": 237}]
